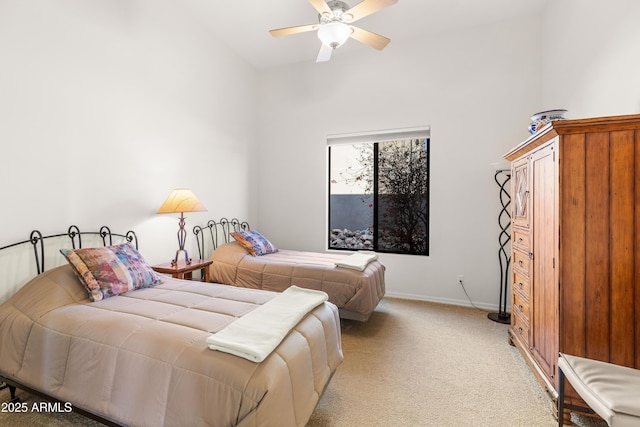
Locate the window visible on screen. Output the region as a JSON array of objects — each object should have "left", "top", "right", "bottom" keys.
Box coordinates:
[{"left": 328, "top": 127, "right": 430, "bottom": 255}]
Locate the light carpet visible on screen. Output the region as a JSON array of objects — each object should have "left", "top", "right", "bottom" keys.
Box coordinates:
[
  {"left": 307, "top": 297, "right": 607, "bottom": 427},
  {"left": 0, "top": 297, "right": 608, "bottom": 426}
]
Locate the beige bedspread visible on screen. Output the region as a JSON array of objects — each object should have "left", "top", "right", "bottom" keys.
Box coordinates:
[
  {"left": 209, "top": 242, "right": 386, "bottom": 321},
  {"left": 0, "top": 265, "right": 342, "bottom": 427}
]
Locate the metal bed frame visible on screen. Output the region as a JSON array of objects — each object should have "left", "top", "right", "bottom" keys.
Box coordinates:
[
  {"left": 192, "top": 217, "right": 249, "bottom": 260},
  {"left": 0, "top": 225, "right": 136, "bottom": 426}
]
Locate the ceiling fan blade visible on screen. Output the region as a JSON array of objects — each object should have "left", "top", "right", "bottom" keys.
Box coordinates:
[
  {"left": 350, "top": 26, "right": 390, "bottom": 50},
  {"left": 269, "top": 24, "right": 318, "bottom": 38},
  {"left": 309, "top": 0, "right": 333, "bottom": 18},
  {"left": 316, "top": 43, "right": 334, "bottom": 62},
  {"left": 343, "top": 0, "right": 398, "bottom": 23}
]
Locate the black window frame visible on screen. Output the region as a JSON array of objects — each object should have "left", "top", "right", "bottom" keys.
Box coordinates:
[{"left": 328, "top": 136, "right": 430, "bottom": 256}]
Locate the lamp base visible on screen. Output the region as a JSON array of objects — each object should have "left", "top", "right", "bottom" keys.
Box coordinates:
[
  {"left": 488, "top": 312, "right": 511, "bottom": 324},
  {"left": 172, "top": 249, "right": 192, "bottom": 266}
]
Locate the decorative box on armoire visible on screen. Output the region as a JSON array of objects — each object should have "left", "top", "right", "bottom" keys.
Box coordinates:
[{"left": 504, "top": 114, "right": 640, "bottom": 420}]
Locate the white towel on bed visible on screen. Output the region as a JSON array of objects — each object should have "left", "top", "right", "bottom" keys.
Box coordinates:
[
  {"left": 335, "top": 251, "right": 378, "bottom": 271},
  {"left": 205, "top": 286, "right": 328, "bottom": 362}
]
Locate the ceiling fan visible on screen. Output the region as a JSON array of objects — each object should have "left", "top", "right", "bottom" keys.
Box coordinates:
[{"left": 269, "top": 0, "right": 398, "bottom": 63}]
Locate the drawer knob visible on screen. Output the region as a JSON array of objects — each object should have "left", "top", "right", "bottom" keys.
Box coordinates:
[
  {"left": 519, "top": 282, "right": 524, "bottom": 289},
  {"left": 519, "top": 304, "right": 523, "bottom": 312},
  {"left": 517, "top": 237, "right": 523, "bottom": 243}
]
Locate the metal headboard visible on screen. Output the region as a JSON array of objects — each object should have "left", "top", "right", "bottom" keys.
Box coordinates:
[
  {"left": 193, "top": 218, "right": 249, "bottom": 260},
  {"left": 0, "top": 225, "right": 137, "bottom": 276}
]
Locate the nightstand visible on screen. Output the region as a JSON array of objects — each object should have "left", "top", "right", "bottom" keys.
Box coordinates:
[{"left": 152, "top": 259, "right": 213, "bottom": 282}]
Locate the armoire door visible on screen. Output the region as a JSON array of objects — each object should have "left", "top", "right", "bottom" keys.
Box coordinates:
[
  {"left": 512, "top": 156, "right": 530, "bottom": 228},
  {"left": 529, "top": 141, "right": 558, "bottom": 383}
]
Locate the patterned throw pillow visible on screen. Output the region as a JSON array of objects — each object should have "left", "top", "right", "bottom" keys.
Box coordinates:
[
  {"left": 230, "top": 230, "right": 278, "bottom": 256},
  {"left": 60, "top": 242, "right": 163, "bottom": 302}
]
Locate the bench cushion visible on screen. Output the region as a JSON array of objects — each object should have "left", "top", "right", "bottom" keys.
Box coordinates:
[{"left": 559, "top": 354, "right": 640, "bottom": 421}]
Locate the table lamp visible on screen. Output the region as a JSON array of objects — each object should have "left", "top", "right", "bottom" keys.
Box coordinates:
[{"left": 157, "top": 188, "right": 207, "bottom": 265}]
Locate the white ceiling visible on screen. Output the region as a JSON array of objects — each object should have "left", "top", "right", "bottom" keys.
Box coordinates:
[{"left": 183, "top": 0, "right": 549, "bottom": 70}]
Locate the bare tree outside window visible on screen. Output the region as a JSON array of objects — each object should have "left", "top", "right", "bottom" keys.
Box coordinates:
[{"left": 329, "top": 137, "right": 429, "bottom": 255}]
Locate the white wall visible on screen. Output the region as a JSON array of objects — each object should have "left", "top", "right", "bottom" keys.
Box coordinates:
[
  {"left": 540, "top": 0, "right": 640, "bottom": 118},
  {"left": 0, "top": 0, "right": 258, "bottom": 302},
  {"left": 256, "top": 16, "right": 543, "bottom": 309},
  {"left": 3, "top": 1, "right": 638, "bottom": 310}
]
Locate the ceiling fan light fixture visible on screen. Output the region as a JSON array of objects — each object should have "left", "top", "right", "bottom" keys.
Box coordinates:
[
  {"left": 317, "top": 21, "right": 351, "bottom": 49},
  {"left": 270, "top": 0, "right": 397, "bottom": 62}
]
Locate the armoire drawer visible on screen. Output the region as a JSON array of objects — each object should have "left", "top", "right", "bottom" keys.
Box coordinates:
[
  {"left": 513, "top": 291, "right": 530, "bottom": 321},
  {"left": 513, "top": 250, "right": 531, "bottom": 275},
  {"left": 511, "top": 312, "right": 530, "bottom": 346},
  {"left": 513, "top": 271, "right": 530, "bottom": 300},
  {"left": 513, "top": 228, "right": 530, "bottom": 252}
]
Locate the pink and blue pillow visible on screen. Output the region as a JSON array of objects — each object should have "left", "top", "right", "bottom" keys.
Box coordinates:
[
  {"left": 61, "top": 242, "right": 163, "bottom": 302},
  {"left": 230, "top": 230, "right": 278, "bottom": 256}
]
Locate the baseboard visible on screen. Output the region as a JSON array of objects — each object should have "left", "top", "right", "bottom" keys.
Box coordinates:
[{"left": 383, "top": 291, "right": 500, "bottom": 312}]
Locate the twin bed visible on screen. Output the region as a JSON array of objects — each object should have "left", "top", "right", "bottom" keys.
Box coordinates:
[
  {"left": 193, "top": 219, "right": 386, "bottom": 322},
  {"left": 0, "top": 226, "right": 344, "bottom": 426}
]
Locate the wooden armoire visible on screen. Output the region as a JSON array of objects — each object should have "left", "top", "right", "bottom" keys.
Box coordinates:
[{"left": 504, "top": 114, "right": 640, "bottom": 418}]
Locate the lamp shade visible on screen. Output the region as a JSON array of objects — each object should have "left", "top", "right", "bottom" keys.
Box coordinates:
[
  {"left": 157, "top": 189, "right": 207, "bottom": 214},
  {"left": 317, "top": 22, "right": 351, "bottom": 49}
]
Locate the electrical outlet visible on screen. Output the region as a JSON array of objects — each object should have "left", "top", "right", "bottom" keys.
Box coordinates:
[{"left": 457, "top": 275, "right": 464, "bottom": 285}]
